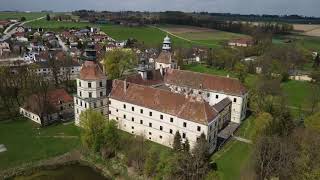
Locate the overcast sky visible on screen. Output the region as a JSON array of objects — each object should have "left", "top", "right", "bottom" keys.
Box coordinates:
[{"left": 1, "top": 0, "right": 319, "bottom": 17}]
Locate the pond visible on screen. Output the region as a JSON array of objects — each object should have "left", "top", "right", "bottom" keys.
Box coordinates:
[{"left": 13, "top": 164, "right": 108, "bottom": 180}]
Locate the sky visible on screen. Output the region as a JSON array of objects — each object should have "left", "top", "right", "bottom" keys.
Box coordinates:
[{"left": 1, "top": 0, "right": 319, "bottom": 17}]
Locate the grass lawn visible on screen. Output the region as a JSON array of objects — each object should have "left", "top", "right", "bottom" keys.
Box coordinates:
[
  {"left": 0, "top": 118, "right": 80, "bottom": 171},
  {"left": 211, "top": 115, "right": 254, "bottom": 180},
  {"left": 0, "top": 12, "right": 46, "bottom": 21},
  {"left": 26, "top": 19, "right": 93, "bottom": 32},
  {"left": 281, "top": 80, "right": 313, "bottom": 108}
]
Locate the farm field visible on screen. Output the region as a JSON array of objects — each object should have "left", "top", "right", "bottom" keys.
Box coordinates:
[
  {"left": 0, "top": 118, "right": 80, "bottom": 171},
  {"left": 293, "top": 24, "right": 320, "bottom": 37},
  {"left": 0, "top": 12, "right": 46, "bottom": 21},
  {"left": 160, "top": 25, "right": 248, "bottom": 48}
]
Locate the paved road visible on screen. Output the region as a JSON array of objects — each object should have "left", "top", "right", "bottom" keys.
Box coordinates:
[
  {"left": 0, "top": 16, "right": 45, "bottom": 41},
  {"left": 56, "top": 35, "right": 69, "bottom": 52}
]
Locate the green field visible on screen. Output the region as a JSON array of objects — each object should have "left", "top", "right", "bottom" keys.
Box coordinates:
[
  {"left": 0, "top": 118, "right": 80, "bottom": 171},
  {"left": 0, "top": 12, "right": 46, "bottom": 21},
  {"left": 211, "top": 116, "right": 254, "bottom": 180},
  {"left": 281, "top": 80, "right": 313, "bottom": 108}
]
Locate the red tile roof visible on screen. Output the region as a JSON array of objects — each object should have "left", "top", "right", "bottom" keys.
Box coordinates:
[
  {"left": 22, "top": 89, "right": 73, "bottom": 115},
  {"left": 126, "top": 70, "right": 164, "bottom": 86},
  {"left": 110, "top": 80, "right": 218, "bottom": 125},
  {"left": 79, "top": 61, "right": 106, "bottom": 80},
  {"left": 155, "top": 51, "right": 174, "bottom": 64},
  {"left": 164, "top": 69, "right": 247, "bottom": 96}
]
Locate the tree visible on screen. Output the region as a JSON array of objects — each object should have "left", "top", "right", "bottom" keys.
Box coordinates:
[
  {"left": 102, "top": 49, "right": 138, "bottom": 79},
  {"left": 252, "top": 112, "right": 273, "bottom": 142},
  {"left": 80, "top": 109, "right": 107, "bottom": 152},
  {"left": 192, "top": 133, "right": 210, "bottom": 180},
  {"left": 304, "top": 112, "right": 320, "bottom": 133},
  {"left": 144, "top": 147, "right": 160, "bottom": 177},
  {"left": 173, "top": 131, "right": 182, "bottom": 151},
  {"left": 46, "top": 14, "right": 51, "bottom": 21},
  {"left": 127, "top": 135, "right": 147, "bottom": 174},
  {"left": 100, "top": 120, "right": 119, "bottom": 158},
  {"left": 175, "top": 48, "right": 184, "bottom": 68},
  {"left": 313, "top": 53, "right": 320, "bottom": 69},
  {"left": 20, "top": 16, "right": 26, "bottom": 21},
  {"left": 234, "top": 62, "right": 248, "bottom": 83},
  {"left": 183, "top": 138, "right": 190, "bottom": 153}
]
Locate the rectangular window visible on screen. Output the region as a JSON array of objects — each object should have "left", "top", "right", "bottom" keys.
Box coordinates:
[
  {"left": 132, "top": 107, "right": 134, "bottom": 111},
  {"left": 93, "top": 103, "right": 97, "bottom": 108},
  {"left": 108, "top": 100, "right": 111, "bottom": 105},
  {"left": 170, "top": 129, "right": 173, "bottom": 134},
  {"left": 123, "top": 104, "right": 126, "bottom": 109},
  {"left": 100, "top": 91, "right": 103, "bottom": 97},
  {"left": 79, "top": 81, "right": 81, "bottom": 87},
  {"left": 140, "top": 109, "right": 143, "bottom": 114},
  {"left": 88, "top": 82, "right": 91, "bottom": 88},
  {"left": 149, "top": 112, "right": 152, "bottom": 116},
  {"left": 99, "top": 81, "right": 102, "bottom": 87},
  {"left": 149, "top": 123, "right": 152, "bottom": 127},
  {"left": 170, "top": 117, "right": 173, "bottom": 123},
  {"left": 216, "top": 95, "right": 219, "bottom": 99},
  {"left": 100, "top": 101, "right": 103, "bottom": 106},
  {"left": 197, "top": 126, "right": 201, "bottom": 132},
  {"left": 233, "top": 98, "right": 237, "bottom": 103},
  {"left": 160, "top": 126, "right": 163, "bottom": 131},
  {"left": 132, "top": 117, "right": 134, "bottom": 122},
  {"left": 160, "top": 114, "right": 163, "bottom": 120},
  {"left": 79, "top": 91, "right": 82, "bottom": 97},
  {"left": 182, "top": 133, "right": 186, "bottom": 139},
  {"left": 183, "top": 122, "right": 187, "bottom": 127},
  {"left": 116, "top": 117, "right": 119, "bottom": 120},
  {"left": 140, "top": 120, "right": 143, "bottom": 124},
  {"left": 131, "top": 126, "right": 134, "bottom": 130},
  {"left": 159, "top": 135, "right": 162, "bottom": 139},
  {"left": 85, "top": 103, "right": 87, "bottom": 108},
  {"left": 207, "top": 93, "right": 210, "bottom": 97},
  {"left": 123, "top": 114, "right": 126, "bottom": 119},
  {"left": 89, "top": 92, "right": 92, "bottom": 98},
  {"left": 149, "top": 132, "right": 152, "bottom": 135}
]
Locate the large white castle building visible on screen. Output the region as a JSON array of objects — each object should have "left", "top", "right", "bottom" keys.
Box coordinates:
[{"left": 74, "top": 36, "right": 248, "bottom": 153}]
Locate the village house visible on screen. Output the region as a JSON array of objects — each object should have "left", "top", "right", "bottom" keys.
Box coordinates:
[
  {"left": 228, "top": 38, "right": 254, "bottom": 47},
  {"left": 0, "top": 41, "right": 11, "bottom": 56},
  {"left": 20, "top": 89, "right": 74, "bottom": 126}
]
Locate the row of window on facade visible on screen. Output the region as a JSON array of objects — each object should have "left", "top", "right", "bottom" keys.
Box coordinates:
[
  {"left": 78, "top": 81, "right": 104, "bottom": 88},
  {"left": 75, "top": 99, "right": 104, "bottom": 109},
  {"left": 79, "top": 91, "right": 104, "bottom": 98},
  {"left": 123, "top": 120, "right": 216, "bottom": 145},
  {"left": 117, "top": 112, "right": 203, "bottom": 133}
]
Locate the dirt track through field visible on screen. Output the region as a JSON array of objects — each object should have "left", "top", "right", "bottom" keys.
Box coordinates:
[{"left": 150, "top": 25, "right": 220, "bottom": 47}]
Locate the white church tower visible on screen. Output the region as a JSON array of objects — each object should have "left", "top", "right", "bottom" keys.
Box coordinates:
[
  {"left": 74, "top": 50, "right": 108, "bottom": 126},
  {"left": 162, "top": 35, "right": 171, "bottom": 51}
]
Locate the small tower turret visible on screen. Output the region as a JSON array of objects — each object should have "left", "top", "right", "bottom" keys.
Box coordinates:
[{"left": 162, "top": 35, "right": 171, "bottom": 52}]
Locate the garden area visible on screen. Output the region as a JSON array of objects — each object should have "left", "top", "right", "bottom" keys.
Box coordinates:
[{"left": 0, "top": 118, "right": 80, "bottom": 171}]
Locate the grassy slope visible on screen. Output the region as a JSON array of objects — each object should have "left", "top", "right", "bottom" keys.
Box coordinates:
[
  {"left": 281, "top": 80, "right": 312, "bottom": 108},
  {"left": 0, "top": 12, "right": 46, "bottom": 21},
  {"left": 0, "top": 118, "right": 80, "bottom": 170}
]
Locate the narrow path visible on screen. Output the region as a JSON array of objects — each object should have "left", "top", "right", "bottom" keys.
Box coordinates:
[
  {"left": 56, "top": 35, "right": 69, "bottom": 52},
  {"left": 233, "top": 136, "right": 252, "bottom": 144},
  {"left": 149, "top": 25, "right": 220, "bottom": 47}
]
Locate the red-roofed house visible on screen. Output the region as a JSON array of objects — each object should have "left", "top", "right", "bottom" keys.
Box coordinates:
[
  {"left": 20, "top": 89, "right": 74, "bottom": 125},
  {"left": 228, "top": 38, "right": 255, "bottom": 47}
]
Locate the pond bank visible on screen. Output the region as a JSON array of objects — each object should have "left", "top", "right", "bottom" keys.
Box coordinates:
[{"left": 0, "top": 150, "right": 112, "bottom": 180}]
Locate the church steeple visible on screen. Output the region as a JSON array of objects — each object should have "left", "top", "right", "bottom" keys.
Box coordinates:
[{"left": 162, "top": 35, "right": 171, "bottom": 52}]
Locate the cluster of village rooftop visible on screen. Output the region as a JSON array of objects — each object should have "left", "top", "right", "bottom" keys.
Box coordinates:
[{"left": 16, "top": 34, "right": 249, "bottom": 153}]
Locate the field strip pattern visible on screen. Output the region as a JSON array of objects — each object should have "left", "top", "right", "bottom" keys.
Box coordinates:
[{"left": 150, "top": 25, "right": 220, "bottom": 47}]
